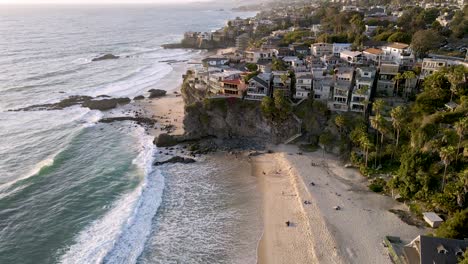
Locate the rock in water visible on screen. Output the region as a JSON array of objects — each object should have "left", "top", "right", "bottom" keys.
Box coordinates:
[
  {"left": 81, "top": 97, "right": 131, "bottom": 111},
  {"left": 133, "top": 95, "right": 145, "bottom": 100},
  {"left": 91, "top": 54, "right": 119, "bottom": 62},
  {"left": 154, "top": 156, "right": 196, "bottom": 166},
  {"left": 154, "top": 133, "right": 178, "bottom": 147},
  {"left": 148, "top": 89, "right": 167, "bottom": 98}
]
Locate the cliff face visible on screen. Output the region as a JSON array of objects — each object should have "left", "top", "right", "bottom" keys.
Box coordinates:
[{"left": 181, "top": 83, "right": 299, "bottom": 144}]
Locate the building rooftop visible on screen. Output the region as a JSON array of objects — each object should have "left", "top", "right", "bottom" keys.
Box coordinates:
[
  {"left": 408, "top": 235, "right": 468, "bottom": 264},
  {"left": 363, "top": 48, "right": 384, "bottom": 55},
  {"left": 387, "top": 42, "right": 410, "bottom": 49}
]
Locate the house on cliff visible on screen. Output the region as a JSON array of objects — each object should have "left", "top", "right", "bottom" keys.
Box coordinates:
[{"left": 245, "top": 73, "right": 273, "bottom": 101}]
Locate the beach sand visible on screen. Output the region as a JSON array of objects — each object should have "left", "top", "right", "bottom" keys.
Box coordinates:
[{"left": 254, "top": 145, "right": 424, "bottom": 264}]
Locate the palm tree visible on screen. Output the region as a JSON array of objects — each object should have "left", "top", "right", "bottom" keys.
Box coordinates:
[
  {"left": 439, "top": 145, "right": 456, "bottom": 191},
  {"left": 393, "top": 73, "right": 403, "bottom": 96},
  {"left": 447, "top": 68, "right": 465, "bottom": 101},
  {"left": 402, "top": 71, "right": 416, "bottom": 99},
  {"left": 335, "top": 115, "right": 346, "bottom": 134},
  {"left": 372, "top": 99, "right": 385, "bottom": 116},
  {"left": 360, "top": 134, "right": 373, "bottom": 168},
  {"left": 390, "top": 106, "right": 405, "bottom": 148},
  {"left": 371, "top": 114, "right": 386, "bottom": 167},
  {"left": 455, "top": 117, "right": 468, "bottom": 163}
]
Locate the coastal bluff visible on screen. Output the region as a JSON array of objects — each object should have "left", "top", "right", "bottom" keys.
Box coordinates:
[{"left": 181, "top": 82, "right": 299, "bottom": 144}]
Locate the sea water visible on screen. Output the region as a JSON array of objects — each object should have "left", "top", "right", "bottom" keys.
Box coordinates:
[{"left": 0, "top": 4, "right": 261, "bottom": 263}]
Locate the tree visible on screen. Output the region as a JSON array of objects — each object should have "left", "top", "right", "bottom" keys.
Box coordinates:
[
  {"left": 455, "top": 117, "right": 468, "bottom": 163},
  {"left": 402, "top": 71, "right": 417, "bottom": 99},
  {"left": 447, "top": 66, "right": 466, "bottom": 101},
  {"left": 394, "top": 73, "right": 403, "bottom": 96},
  {"left": 335, "top": 115, "right": 346, "bottom": 134},
  {"left": 372, "top": 99, "right": 385, "bottom": 115},
  {"left": 411, "top": 29, "right": 442, "bottom": 58},
  {"left": 245, "top": 63, "right": 258, "bottom": 72},
  {"left": 439, "top": 146, "right": 456, "bottom": 191},
  {"left": 319, "top": 130, "right": 334, "bottom": 156},
  {"left": 360, "top": 134, "right": 373, "bottom": 168},
  {"left": 435, "top": 208, "right": 468, "bottom": 239},
  {"left": 273, "top": 90, "right": 291, "bottom": 120},
  {"left": 387, "top": 31, "right": 411, "bottom": 44},
  {"left": 391, "top": 106, "right": 405, "bottom": 148}
]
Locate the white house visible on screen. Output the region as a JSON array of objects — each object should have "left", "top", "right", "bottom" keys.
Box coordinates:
[
  {"left": 333, "top": 43, "right": 352, "bottom": 56},
  {"left": 363, "top": 48, "right": 384, "bottom": 64},
  {"left": 312, "top": 75, "right": 332, "bottom": 101},
  {"left": 382, "top": 42, "right": 415, "bottom": 68},
  {"left": 294, "top": 72, "right": 313, "bottom": 99},
  {"left": 244, "top": 49, "right": 278, "bottom": 63},
  {"left": 340, "top": 50, "right": 363, "bottom": 64},
  {"left": 202, "top": 57, "right": 230, "bottom": 67}
]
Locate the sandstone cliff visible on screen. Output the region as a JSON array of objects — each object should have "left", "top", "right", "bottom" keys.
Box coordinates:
[{"left": 181, "top": 82, "right": 300, "bottom": 144}]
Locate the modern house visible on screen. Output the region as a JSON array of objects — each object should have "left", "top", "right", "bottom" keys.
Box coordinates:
[
  {"left": 311, "top": 42, "right": 333, "bottom": 58},
  {"left": 382, "top": 42, "right": 415, "bottom": 69},
  {"left": 245, "top": 73, "right": 273, "bottom": 101},
  {"left": 333, "top": 43, "right": 352, "bottom": 56},
  {"left": 202, "top": 57, "right": 229, "bottom": 67},
  {"left": 350, "top": 67, "right": 375, "bottom": 113},
  {"left": 340, "top": 50, "right": 363, "bottom": 64},
  {"left": 294, "top": 72, "right": 313, "bottom": 99},
  {"left": 376, "top": 62, "right": 399, "bottom": 96},
  {"left": 363, "top": 48, "right": 384, "bottom": 64},
  {"left": 244, "top": 49, "right": 278, "bottom": 63},
  {"left": 312, "top": 75, "right": 332, "bottom": 101},
  {"left": 328, "top": 67, "right": 354, "bottom": 112},
  {"left": 208, "top": 69, "right": 244, "bottom": 96},
  {"left": 386, "top": 235, "right": 468, "bottom": 264}
]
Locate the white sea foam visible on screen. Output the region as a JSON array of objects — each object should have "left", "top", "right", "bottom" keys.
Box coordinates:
[{"left": 59, "top": 126, "right": 164, "bottom": 264}]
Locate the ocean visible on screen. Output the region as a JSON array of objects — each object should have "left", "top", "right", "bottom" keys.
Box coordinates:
[{"left": 0, "top": 4, "right": 261, "bottom": 263}]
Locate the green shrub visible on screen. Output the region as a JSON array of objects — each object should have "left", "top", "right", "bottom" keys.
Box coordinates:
[{"left": 369, "top": 178, "right": 386, "bottom": 192}]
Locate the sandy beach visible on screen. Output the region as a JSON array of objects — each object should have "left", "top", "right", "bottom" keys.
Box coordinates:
[{"left": 253, "top": 145, "right": 424, "bottom": 264}]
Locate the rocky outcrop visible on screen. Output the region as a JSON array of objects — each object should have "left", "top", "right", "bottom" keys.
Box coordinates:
[
  {"left": 154, "top": 133, "right": 179, "bottom": 147},
  {"left": 82, "top": 97, "right": 130, "bottom": 110},
  {"left": 133, "top": 95, "right": 145, "bottom": 100},
  {"left": 11, "top": 96, "right": 130, "bottom": 112},
  {"left": 92, "top": 54, "right": 119, "bottom": 62},
  {"left": 148, "top": 89, "right": 167, "bottom": 98},
  {"left": 182, "top": 86, "right": 300, "bottom": 144},
  {"left": 153, "top": 156, "right": 196, "bottom": 166},
  {"left": 99, "top": 116, "right": 156, "bottom": 126}
]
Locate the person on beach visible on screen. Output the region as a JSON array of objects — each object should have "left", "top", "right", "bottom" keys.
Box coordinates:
[{"left": 285, "top": 221, "right": 290, "bottom": 227}]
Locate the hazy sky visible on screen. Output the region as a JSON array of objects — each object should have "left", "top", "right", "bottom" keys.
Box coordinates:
[{"left": 0, "top": 0, "right": 211, "bottom": 4}]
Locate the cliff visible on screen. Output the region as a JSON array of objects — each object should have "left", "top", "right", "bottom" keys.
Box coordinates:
[{"left": 181, "top": 81, "right": 300, "bottom": 144}]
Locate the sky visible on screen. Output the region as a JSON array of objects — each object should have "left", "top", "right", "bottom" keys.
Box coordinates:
[{"left": 0, "top": 0, "right": 212, "bottom": 4}]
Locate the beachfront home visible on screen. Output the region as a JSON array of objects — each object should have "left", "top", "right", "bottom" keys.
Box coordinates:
[
  {"left": 363, "top": 48, "right": 384, "bottom": 64},
  {"left": 208, "top": 69, "right": 244, "bottom": 96},
  {"left": 376, "top": 62, "right": 399, "bottom": 97},
  {"left": 333, "top": 43, "right": 352, "bottom": 56},
  {"left": 244, "top": 49, "right": 278, "bottom": 63},
  {"left": 202, "top": 57, "right": 229, "bottom": 67},
  {"left": 382, "top": 42, "right": 415, "bottom": 69},
  {"left": 294, "top": 72, "right": 313, "bottom": 99},
  {"left": 422, "top": 212, "right": 444, "bottom": 228},
  {"left": 311, "top": 43, "right": 333, "bottom": 58},
  {"left": 272, "top": 71, "right": 292, "bottom": 98},
  {"left": 245, "top": 73, "right": 272, "bottom": 101},
  {"left": 340, "top": 50, "right": 363, "bottom": 65},
  {"left": 350, "top": 67, "right": 375, "bottom": 113},
  {"left": 328, "top": 67, "right": 354, "bottom": 112},
  {"left": 312, "top": 75, "right": 332, "bottom": 101}
]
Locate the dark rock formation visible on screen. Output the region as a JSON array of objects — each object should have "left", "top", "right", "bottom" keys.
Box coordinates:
[
  {"left": 148, "top": 89, "right": 167, "bottom": 98},
  {"left": 154, "top": 133, "right": 178, "bottom": 147},
  {"left": 92, "top": 54, "right": 119, "bottom": 62},
  {"left": 133, "top": 95, "right": 145, "bottom": 100},
  {"left": 99, "top": 116, "right": 156, "bottom": 126},
  {"left": 82, "top": 98, "right": 131, "bottom": 111},
  {"left": 154, "top": 156, "right": 196, "bottom": 166},
  {"left": 11, "top": 96, "right": 130, "bottom": 112}
]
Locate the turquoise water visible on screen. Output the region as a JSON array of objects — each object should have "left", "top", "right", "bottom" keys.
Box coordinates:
[{"left": 0, "top": 4, "right": 260, "bottom": 264}]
